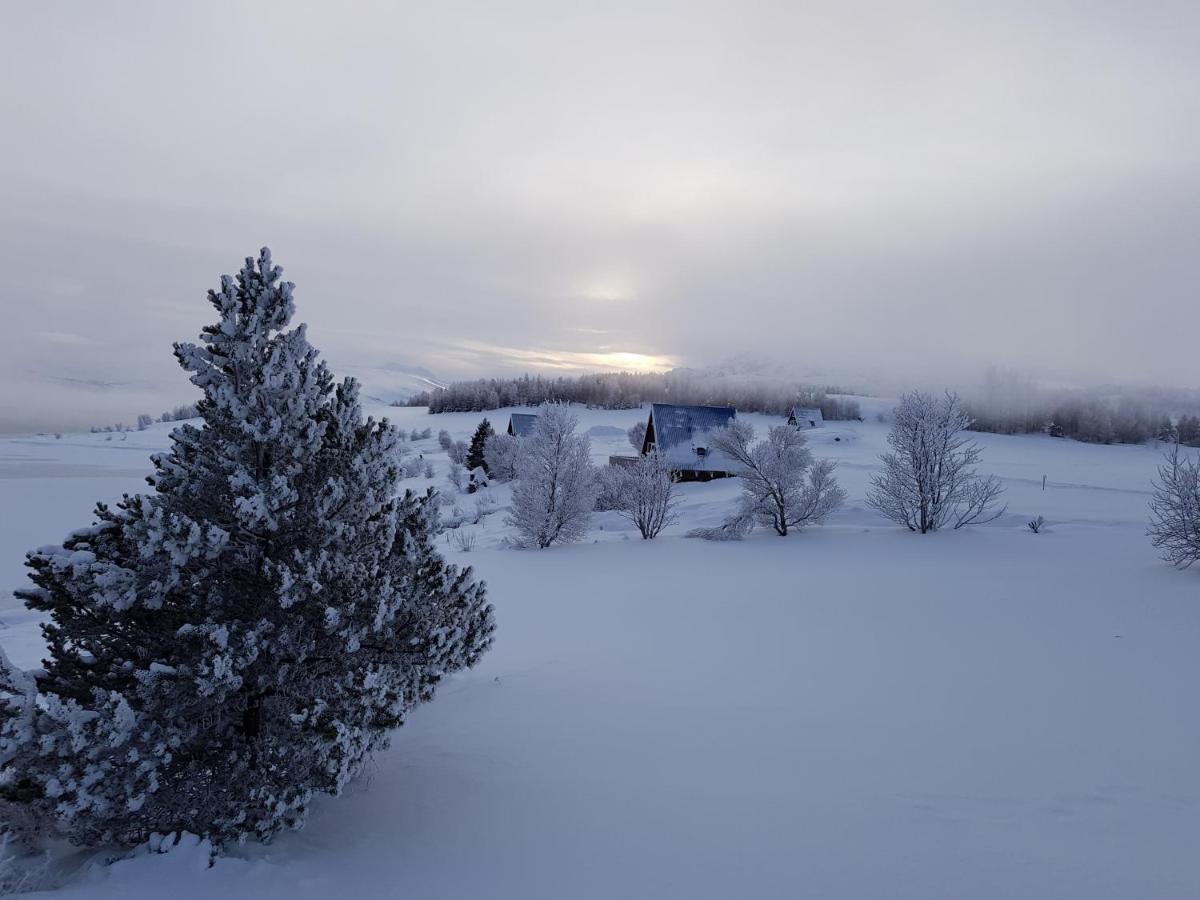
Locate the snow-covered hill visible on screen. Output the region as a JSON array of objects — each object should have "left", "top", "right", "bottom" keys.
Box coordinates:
[{"left": 2, "top": 407, "right": 1197, "bottom": 899}]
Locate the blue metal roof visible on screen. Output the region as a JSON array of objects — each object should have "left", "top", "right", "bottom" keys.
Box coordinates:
[
  {"left": 508, "top": 413, "right": 538, "bottom": 436},
  {"left": 646, "top": 403, "right": 740, "bottom": 473}
]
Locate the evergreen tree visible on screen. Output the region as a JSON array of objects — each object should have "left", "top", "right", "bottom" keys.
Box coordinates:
[
  {"left": 466, "top": 419, "right": 495, "bottom": 473},
  {"left": 0, "top": 249, "right": 494, "bottom": 848}
]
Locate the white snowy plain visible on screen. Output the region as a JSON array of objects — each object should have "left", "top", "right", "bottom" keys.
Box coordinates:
[{"left": 1, "top": 399, "right": 1196, "bottom": 899}]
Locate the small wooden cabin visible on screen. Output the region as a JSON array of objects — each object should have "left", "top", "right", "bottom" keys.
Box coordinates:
[
  {"left": 640, "top": 403, "right": 741, "bottom": 481},
  {"left": 788, "top": 406, "right": 824, "bottom": 430},
  {"left": 507, "top": 413, "right": 538, "bottom": 437}
]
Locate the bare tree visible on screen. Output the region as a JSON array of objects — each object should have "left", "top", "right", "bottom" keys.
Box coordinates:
[
  {"left": 507, "top": 404, "right": 597, "bottom": 548},
  {"left": 1148, "top": 444, "right": 1200, "bottom": 568},
  {"left": 867, "top": 391, "right": 1005, "bottom": 533},
  {"left": 710, "top": 421, "right": 845, "bottom": 536},
  {"left": 611, "top": 454, "right": 679, "bottom": 539}
]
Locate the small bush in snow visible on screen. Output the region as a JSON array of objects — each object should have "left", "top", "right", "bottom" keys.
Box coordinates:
[
  {"left": 437, "top": 430, "right": 453, "bottom": 452},
  {"left": 1027, "top": 515, "right": 1045, "bottom": 534},
  {"left": 423, "top": 461, "right": 435, "bottom": 479},
  {"left": 507, "top": 405, "right": 597, "bottom": 548},
  {"left": 1148, "top": 444, "right": 1200, "bottom": 569},
  {"left": 593, "top": 464, "right": 628, "bottom": 512},
  {"left": 447, "top": 440, "right": 468, "bottom": 466},
  {"left": 448, "top": 528, "right": 478, "bottom": 552},
  {"left": 710, "top": 421, "right": 845, "bottom": 536},
  {"left": 446, "top": 462, "right": 466, "bottom": 492},
  {"left": 0, "top": 832, "right": 49, "bottom": 895},
  {"left": 473, "top": 492, "right": 498, "bottom": 522},
  {"left": 686, "top": 513, "right": 753, "bottom": 542},
  {"left": 866, "top": 391, "right": 1005, "bottom": 533},
  {"left": 409, "top": 428, "right": 422, "bottom": 441}
]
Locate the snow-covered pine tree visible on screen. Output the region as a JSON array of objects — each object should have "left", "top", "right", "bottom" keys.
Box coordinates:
[
  {"left": 0, "top": 249, "right": 494, "bottom": 848},
  {"left": 507, "top": 404, "right": 596, "bottom": 548},
  {"left": 466, "top": 419, "right": 495, "bottom": 473}
]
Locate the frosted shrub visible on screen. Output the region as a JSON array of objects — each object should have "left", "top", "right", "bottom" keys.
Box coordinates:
[
  {"left": 447, "top": 440, "right": 468, "bottom": 466},
  {"left": 1148, "top": 445, "right": 1200, "bottom": 568},
  {"left": 594, "top": 465, "right": 628, "bottom": 512},
  {"left": 627, "top": 421, "right": 647, "bottom": 451},
  {"left": 448, "top": 528, "right": 477, "bottom": 552},
  {"left": 609, "top": 454, "right": 679, "bottom": 539},
  {"left": 483, "top": 432, "right": 520, "bottom": 482},
  {"left": 710, "top": 421, "right": 845, "bottom": 537}
]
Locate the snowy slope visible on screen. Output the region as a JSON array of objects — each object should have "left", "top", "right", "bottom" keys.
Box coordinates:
[{"left": 2, "top": 406, "right": 1198, "bottom": 899}]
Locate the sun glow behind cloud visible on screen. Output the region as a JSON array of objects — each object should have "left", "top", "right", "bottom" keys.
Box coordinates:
[{"left": 444, "top": 340, "right": 677, "bottom": 375}]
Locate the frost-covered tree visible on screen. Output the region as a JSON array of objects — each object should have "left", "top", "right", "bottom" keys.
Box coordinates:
[
  {"left": 609, "top": 454, "right": 678, "bottom": 539},
  {"left": 1179, "top": 415, "right": 1200, "bottom": 447},
  {"left": 710, "top": 421, "right": 844, "bottom": 536},
  {"left": 0, "top": 249, "right": 494, "bottom": 848},
  {"left": 1148, "top": 444, "right": 1200, "bottom": 568},
  {"left": 627, "top": 420, "right": 647, "bottom": 452},
  {"left": 482, "top": 432, "right": 520, "bottom": 483},
  {"left": 593, "top": 464, "right": 627, "bottom": 512},
  {"left": 466, "top": 419, "right": 495, "bottom": 473},
  {"left": 866, "top": 391, "right": 1006, "bottom": 533},
  {"left": 447, "top": 440, "right": 468, "bottom": 466},
  {"left": 507, "top": 405, "right": 596, "bottom": 548},
  {"left": 437, "top": 429, "right": 453, "bottom": 452}
]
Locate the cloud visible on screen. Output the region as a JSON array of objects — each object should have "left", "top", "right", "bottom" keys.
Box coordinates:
[{"left": 1, "top": 1, "right": 1197, "bottom": 430}]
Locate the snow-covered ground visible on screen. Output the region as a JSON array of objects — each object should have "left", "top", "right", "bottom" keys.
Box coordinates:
[{"left": 2, "top": 402, "right": 1197, "bottom": 898}]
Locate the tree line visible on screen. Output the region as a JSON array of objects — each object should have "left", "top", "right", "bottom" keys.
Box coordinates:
[
  {"left": 405, "top": 371, "right": 862, "bottom": 421},
  {"left": 964, "top": 370, "right": 1200, "bottom": 445}
]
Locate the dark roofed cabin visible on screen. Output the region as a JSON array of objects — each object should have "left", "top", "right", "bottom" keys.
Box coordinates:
[
  {"left": 507, "top": 413, "right": 538, "bottom": 437},
  {"left": 787, "top": 406, "right": 824, "bottom": 430},
  {"left": 640, "top": 403, "right": 741, "bottom": 481}
]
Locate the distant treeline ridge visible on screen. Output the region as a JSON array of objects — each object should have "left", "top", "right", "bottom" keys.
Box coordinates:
[{"left": 405, "top": 371, "right": 863, "bottom": 420}]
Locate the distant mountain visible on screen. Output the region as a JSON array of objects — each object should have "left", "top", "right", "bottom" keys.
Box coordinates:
[{"left": 330, "top": 361, "right": 446, "bottom": 406}]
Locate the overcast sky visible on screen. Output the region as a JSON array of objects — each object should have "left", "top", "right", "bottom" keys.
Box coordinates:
[{"left": 2, "top": 1, "right": 1198, "bottom": 430}]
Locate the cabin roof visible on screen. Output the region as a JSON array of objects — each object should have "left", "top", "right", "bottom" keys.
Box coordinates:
[
  {"left": 648, "top": 403, "right": 737, "bottom": 450},
  {"left": 508, "top": 413, "right": 538, "bottom": 436},
  {"left": 645, "top": 403, "right": 740, "bottom": 473}
]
